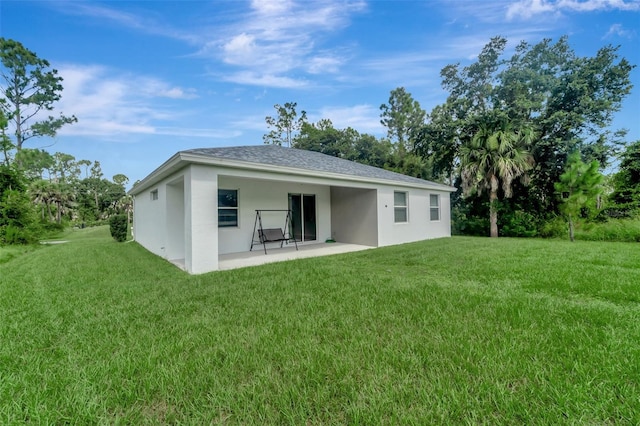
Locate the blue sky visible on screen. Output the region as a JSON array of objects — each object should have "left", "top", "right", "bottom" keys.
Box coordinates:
[{"left": 1, "top": 0, "right": 639, "bottom": 185}]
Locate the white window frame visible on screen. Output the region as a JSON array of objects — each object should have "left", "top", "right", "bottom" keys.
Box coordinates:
[
  {"left": 218, "top": 189, "right": 239, "bottom": 228},
  {"left": 430, "top": 194, "right": 440, "bottom": 221},
  {"left": 394, "top": 191, "right": 408, "bottom": 223},
  {"left": 150, "top": 189, "right": 158, "bottom": 201}
]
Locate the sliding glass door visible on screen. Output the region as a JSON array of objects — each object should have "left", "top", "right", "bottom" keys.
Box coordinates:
[{"left": 288, "top": 194, "right": 316, "bottom": 242}]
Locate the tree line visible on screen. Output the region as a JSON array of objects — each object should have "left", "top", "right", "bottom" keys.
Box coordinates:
[
  {"left": 0, "top": 38, "right": 130, "bottom": 244},
  {"left": 1, "top": 35, "right": 638, "bottom": 244},
  {"left": 263, "top": 36, "right": 638, "bottom": 239}
]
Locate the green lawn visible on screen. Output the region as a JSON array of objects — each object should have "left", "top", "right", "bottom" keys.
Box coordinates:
[{"left": 1, "top": 227, "right": 639, "bottom": 424}]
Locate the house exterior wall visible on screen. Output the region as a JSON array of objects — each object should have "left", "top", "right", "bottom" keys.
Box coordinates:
[
  {"left": 132, "top": 180, "right": 168, "bottom": 259},
  {"left": 377, "top": 187, "right": 451, "bottom": 247},
  {"left": 132, "top": 165, "right": 219, "bottom": 274},
  {"left": 166, "top": 177, "right": 185, "bottom": 262},
  {"left": 132, "top": 159, "right": 454, "bottom": 274},
  {"left": 217, "top": 175, "right": 331, "bottom": 255},
  {"left": 330, "top": 187, "right": 378, "bottom": 246},
  {"left": 184, "top": 165, "right": 219, "bottom": 274}
]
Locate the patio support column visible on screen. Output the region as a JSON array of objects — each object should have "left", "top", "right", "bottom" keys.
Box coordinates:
[{"left": 185, "top": 164, "right": 218, "bottom": 274}]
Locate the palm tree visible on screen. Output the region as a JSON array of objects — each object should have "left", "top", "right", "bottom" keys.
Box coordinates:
[
  {"left": 29, "top": 179, "right": 54, "bottom": 221},
  {"left": 460, "top": 117, "right": 535, "bottom": 237},
  {"left": 53, "top": 183, "right": 75, "bottom": 224}
]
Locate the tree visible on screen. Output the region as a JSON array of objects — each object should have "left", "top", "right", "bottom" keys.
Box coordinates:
[
  {"left": 0, "top": 110, "right": 13, "bottom": 165},
  {"left": 350, "top": 133, "right": 393, "bottom": 170},
  {"left": 0, "top": 38, "right": 77, "bottom": 153},
  {"left": 263, "top": 102, "right": 307, "bottom": 147},
  {"left": 293, "top": 119, "right": 352, "bottom": 157},
  {"left": 390, "top": 153, "right": 435, "bottom": 181},
  {"left": 555, "top": 152, "right": 604, "bottom": 241},
  {"left": 380, "top": 87, "right": 426, "bottom": 154},
  {"left": 414, "top": 103, "right": 460, "bottom": 184},
  {"left": 109, "top": 214, "right": 128, "bottom": 242},
  {"left": 29, "top": 179, "right": 55, "bottom": 221},
  {"left": 293, "top": 118, "right": 398, "bottom": 173},
  {"left": 500, "top": 37, "right": 632, "bottom": 211},
  {"left": 15, "top": 148, "right": 54, "bottom": 180},
  {"left": 0, "top": 162, "right": 25, "bottom": 196},
  {"left": 460, "top": 115, "right": 535, "bottom": 237},
  {"left": 77, "top": 159, "right": 91, "bottom": 179},
  {"left": 51, "top": 183, "right": 74, "bottom": 224},
  {"left": 0, "top": 164, "right": 38, "bottom": 244},
  {"left": 610, "top": 140, "right": 640, "bottom": 214},
  {"left": 116, "top": 193, "right": 133, "bottom": 230},
  {"left": 76, "top": 170, "right": 126, "bottom": 223},
  {"left": 0, "top": 188, "right": 38, "bottom": 244},
  {"left": 52, "top": 152, "right": 79, "bottom": 183},
  {"left": 112, "top": 174, "right": 129, "bottom": 189},
  {"left": 421, "top": 35, "right": 633, "bottom": 232},
  {"left": 112, "top": 174, "right": 131, "bottom": 226},
  {"left": 380, "top": 87, "right": 427, "bottom": 153}
]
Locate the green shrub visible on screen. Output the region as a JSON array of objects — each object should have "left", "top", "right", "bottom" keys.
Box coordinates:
[
  {"left": 456, "top": 215, "right": 489, "bottom": 236},
  {"left": 574, "top": 218, "right": 640, "bottom": 242},
  {"left": 538, "top": 216, "right": 568, "bottom": 239},
  {"left": 40, "top": 220, "right": 65, "bottom": 232},
  {"left": 0, "top": 189, "right": 41, "bottom": 245},
  {"left": 541, "top": 216, "right": 640, "bottom": 242},
  {"left": 450, "top": 205, "right": 468, "bottom": 235},
  {"left": 500, "top": 210, "right": 538, "bottom": 237},
  {"left": 109, "top": 214, "right": 128, "bottom": 242},
  {"left": 0, "top": 225, "right": 37, "bottom": 245}
]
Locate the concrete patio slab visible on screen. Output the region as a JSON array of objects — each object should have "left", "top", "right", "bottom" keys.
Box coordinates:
[{"left": 218, "top": 242, "right": 372, "bottom": 271}]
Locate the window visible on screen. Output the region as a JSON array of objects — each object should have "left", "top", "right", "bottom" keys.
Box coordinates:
[
  {"left": 150, "top": 189, "right": 158, "bottom": 201},
  {"left": 394, "top": 191, "right": 408, "bottom": 223},
  {"left": 430, "top": 194, "right": 440, "bottom": 221},
  {"left": 218, "top": 189, "right": 238, "bottom": 227}
]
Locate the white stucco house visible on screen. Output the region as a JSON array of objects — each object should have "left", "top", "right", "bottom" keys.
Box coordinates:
[{"left": 129, "top": 145, "right": 455, "bottom": 274}]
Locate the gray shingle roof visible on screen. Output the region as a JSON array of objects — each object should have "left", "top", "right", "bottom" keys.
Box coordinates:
[{"left": 182, "top": 145, "right": 453, "bottom": 190}]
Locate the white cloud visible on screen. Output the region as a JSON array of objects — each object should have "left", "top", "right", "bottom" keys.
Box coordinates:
[
  {"left": 307, "top": 55, "right": 344, "bottom": 74},
  {"left": 250, "top": 0, "right": 294, "bottom": 16},
  {"left": 220, "top": 71, "right": 309, "bottom": 88},
  {"left": 206, "top": 0, "right": 367, "bottom": 87},
  {"left": 443, "top": 1, "right": 518, "bottom": 24},
  {"left": 507, "top": 0, "right": 557, "bottom": 19},
  {"left": 161, "top": 87, "right": 198, "bottom": 100},
  {"left": 53, "top": 1, "right": 199, "bottom": 43},
  {"left": 230, "top": 113, "right": 274, "bottom": 133},
  {"left": 507, "top": 0, "right": 640, "bottom": 20},
  {"left": 603, "top": 23, "right": 636, "bottom": 38},
  {"left": 137, "top": 78, "right": 198, "bottom": 100},
  {"left": 316, "top": 104, "right": 384, "bottom": 135},
  {"left": 222, "top": 33, "right": 258, "bottom": 65},
  {"left": 55, "top": 65, "right": 225, "bottom": 138},
  {"left": 557, "top": 0, "right": 640, "bottom": 12},
  {"left": 361, "top": 52, "right": 442, "bottom": 87},
  {"left": 50, "top": 1, "right": 367, "bottom": 89},
  {"left": 153, "top": 127, "right": 242, "bottom": 138}
]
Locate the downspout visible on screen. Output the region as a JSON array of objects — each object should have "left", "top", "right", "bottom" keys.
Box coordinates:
[{"left": 130, "top": 195, "right": 135, "bottom": 241}]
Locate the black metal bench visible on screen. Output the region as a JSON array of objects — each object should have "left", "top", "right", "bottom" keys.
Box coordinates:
[
  {"left": 258, "top": 228, "right": 287, "bottom": 244},
  {"left": 250, "top": 210, "right": 298, "bottom": 254}
]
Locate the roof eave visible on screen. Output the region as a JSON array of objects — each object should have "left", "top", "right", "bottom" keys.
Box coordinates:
[{"left": 128, "top": 152, "right": 185, "bottom": 195}]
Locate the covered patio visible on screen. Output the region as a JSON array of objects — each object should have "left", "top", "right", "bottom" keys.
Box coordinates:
[{"left": 218, "top": 242, "right": 372, "bottom": 271}]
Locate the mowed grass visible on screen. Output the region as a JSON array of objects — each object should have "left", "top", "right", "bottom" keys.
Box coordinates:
[{"left": 1, "top": 227, "right": 639, "bottom": 424}]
